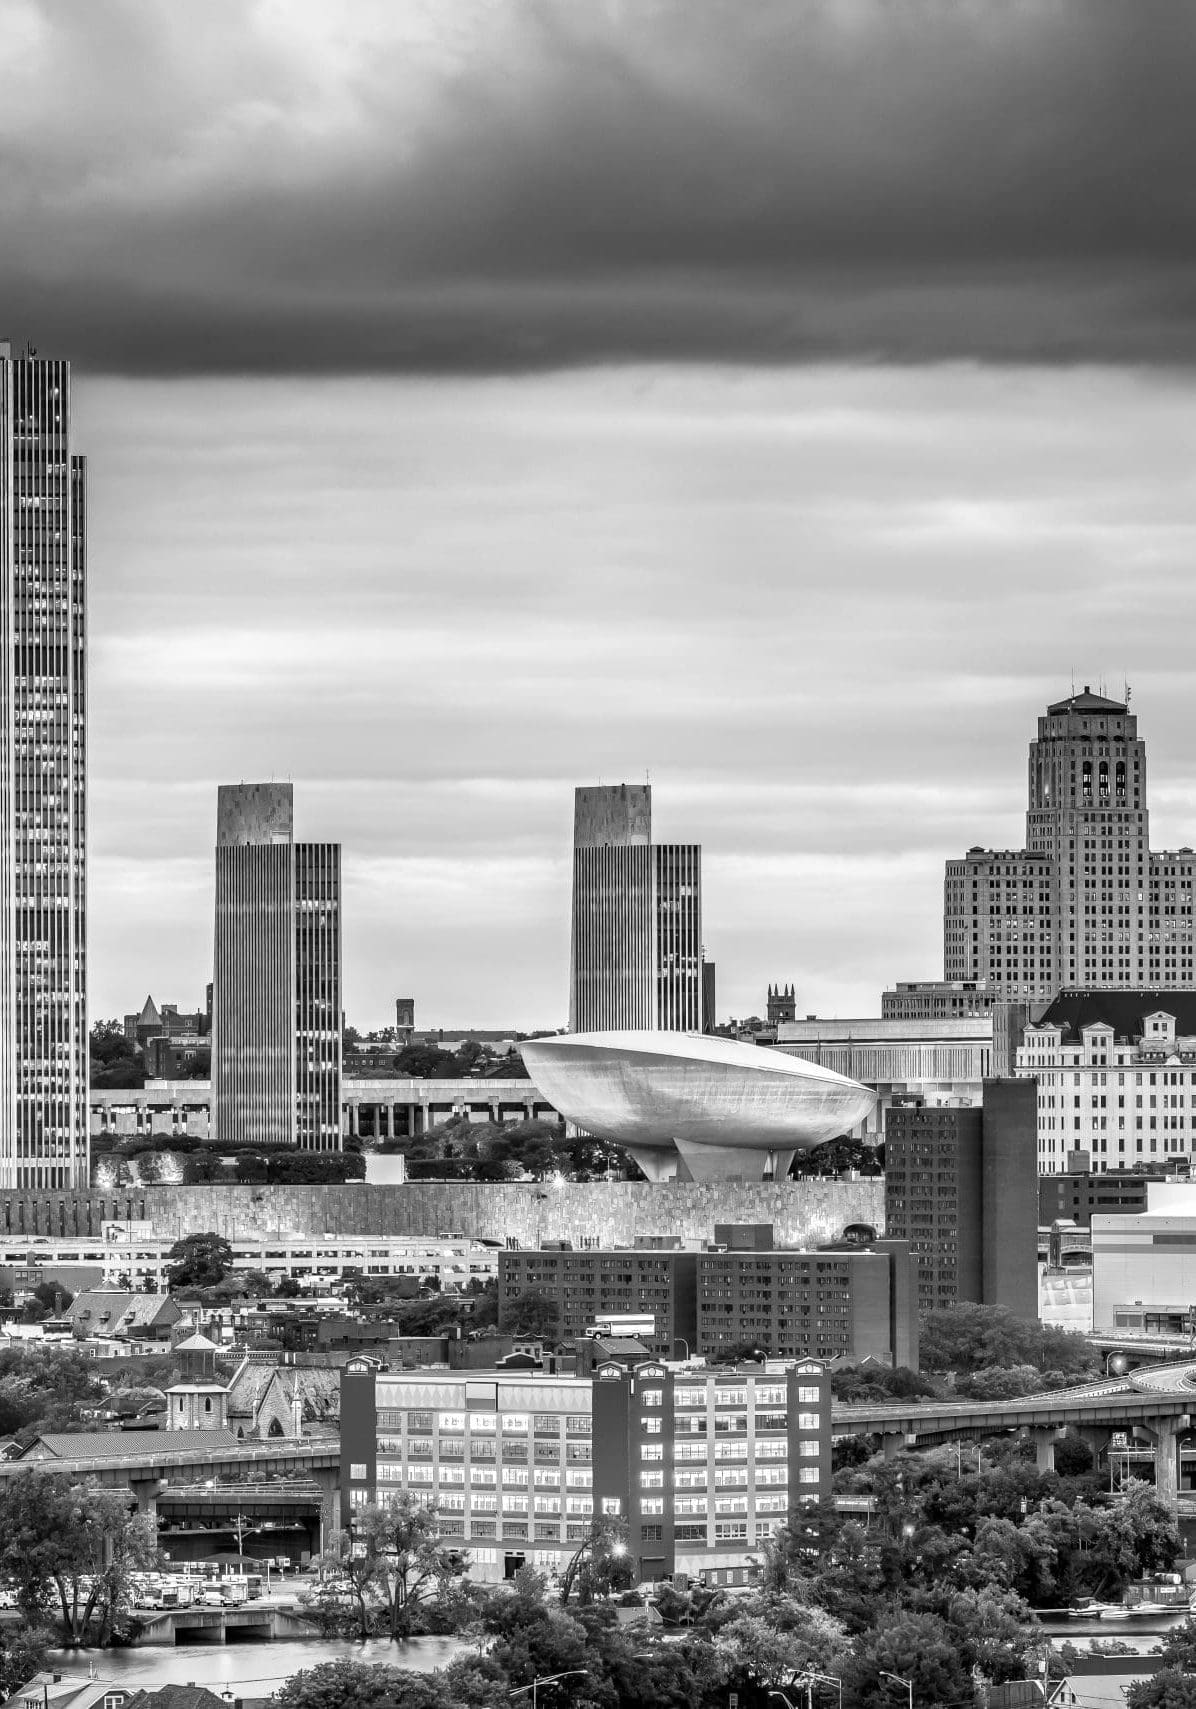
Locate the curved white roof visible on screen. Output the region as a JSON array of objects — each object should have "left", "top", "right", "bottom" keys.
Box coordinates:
[{"left": 521, "top": 1030, "right": 876, "bottom": 1182}]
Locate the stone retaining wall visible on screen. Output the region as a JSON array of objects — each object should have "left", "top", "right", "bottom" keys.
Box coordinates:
[{"left": 0, "top": 1180, "right": 885, "bottom": 1248}]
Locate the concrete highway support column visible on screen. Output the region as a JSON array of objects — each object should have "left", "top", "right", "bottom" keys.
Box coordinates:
[
  {"left": 128, "top": 1477, "right": 161, "bottom": 1522},
  {"left": 1074, "top": 1425, "right": 1113, "bottom": 1476},
  {"left": 1033, "top": 1429, "right": 1057, "bottom": 1474},
  {"left": 1142, "top": 1415, "right": 1188, "bottom": 1508},
  {"left": 311, "top": 1467, "right": 341, "bottom": 1553}
]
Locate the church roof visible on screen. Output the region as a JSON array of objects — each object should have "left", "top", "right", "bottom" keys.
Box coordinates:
[
  {"left": 135, "top": 995, "right": 162, "bottom": 1027},
  {"left": 1047, "top": 687, "right": 1127, "bottom": 715}
]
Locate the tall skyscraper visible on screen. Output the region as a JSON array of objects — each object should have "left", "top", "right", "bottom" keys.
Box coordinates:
[
  {"left": 0, "top": 347, "right": 88, "bottom": 1188},
  {"left": 212, "top": 783, "right": 341, "bottom": 1150},
  {"left": 569, "top": 783, "right": 704, "bottom": 1032},
  {"left": 944, "top": 688, "right": 1196, "bottom": 1005}
]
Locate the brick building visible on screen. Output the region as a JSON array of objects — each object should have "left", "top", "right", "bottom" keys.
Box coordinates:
[
  {"left": 339, "top": 1352, "right": 831, "bottom": 1589},
  {"left": 884, "top": 1078, "right": 1038, "bottom": 1319},
  {"left": 498, "top": 1226, "right": 917, "bottom": 1366}
]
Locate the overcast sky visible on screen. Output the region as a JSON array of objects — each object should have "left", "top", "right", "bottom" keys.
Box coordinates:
[{"left": 6, "top": 0, "right": 1196, "bottom": 1029}]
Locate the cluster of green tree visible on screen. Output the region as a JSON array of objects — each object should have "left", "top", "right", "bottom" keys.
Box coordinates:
[
  {"left": 161, "top": 1232, "right": 317, "bottom": 1302},
  {"left": 180, "top": 1149, "right": 366, "bottom": 1184},
  {"left": 342, "top": 1276, "right": 499, "bottom": 1337},
  {"left": 277, "top": 1464, "right": 1179, "bottom": 1709},
  {"left": 1125, "top": 1624, "right": 1196, "bottom": 1709},
  {"left": 92, "top": 1131, "right": 366, "bottom": 1184},
  {"left": 920, "top": 1302, "right": 1102, "bottom": 1397},
  {"left": 396, "top": 1115, "right": 622, "bottom": 1182},
  {"left": 390, "top": 1040, "right": 525, "bottom": 1080},
  {"left": 0, "top": 1345, "right": 102, "bottom": 1444},
  {"left": 790, "top": 1137, "right": 885, "bottom": 1178},
  {"left": 89, "top": 1020, "right": 146, "bottom": 1090},
  {"left": 0, "top": 1471, "right": 157, "bottom": 1650},
  {"left": 708, "top": 1305, "right": 1101, "bottom": 1387}
]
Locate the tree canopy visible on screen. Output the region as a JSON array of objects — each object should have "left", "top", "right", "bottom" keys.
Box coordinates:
[{"left": 166, "top": 1231, "right": 233, "bottom": 1290}]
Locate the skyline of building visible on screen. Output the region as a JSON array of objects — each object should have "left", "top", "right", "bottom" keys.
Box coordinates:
[
  {"left": 211, "top": 782, "right": 342, "bottom": 1151},
  {"left": 568, "top": 783, "right": 705, "bottom": 1033},
  {"left": 944, "top": 688, "right": 1196, "bottom": 1006},
  {"left": 0, "top": 346, "right": 88, "bottom": 1189}
]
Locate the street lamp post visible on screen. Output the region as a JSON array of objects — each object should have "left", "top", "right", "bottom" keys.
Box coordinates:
[
  {"left": 805, "top": 1672, "right": 844, "bottom": 1709},
  {"left": 510, "top": 1670, "right": 587, "bottom": 1709},
  {"left": 882, "top": 1672, "right": 914, "bottom": 1709}
]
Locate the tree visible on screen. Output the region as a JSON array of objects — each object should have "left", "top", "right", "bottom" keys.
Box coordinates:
[
  {"left": 0, "top": 1626, "right": 53, "bottom": 1699},
  {"left": 276, "top": 1660, "right": 458, "bottom": 1709},
  {"left": 393, "top": 1044, "right": 460, "bottom": 1079},
  {"left": 1157, "top": 1617, "right": 1196, "bottom": 1671},
  {"left": 0, "top": 1473, "right": 158, "bottom": 1644},
  {"left": 1127, "top": 1670, "right": 1196, "bottom": 1709},
  {"left": 919, "top": 1302, "right": 1097, "bottom": 1378},
  {"left": 315, "top": 1497, "right": 466, "bottom": 1642},
  {"left": 961, "top": 1364, "right": 1045, "bottom": 1400},
  {"left": 89, "top": 1022, "right": 147, "bottom": 1091},
  {"left": 166, "top": 1231, "right": 233, "bottom": 1290},
  {"left": 843, "top": 1609, "right": 972, "bottom": 1709},
  {"left": 504, "top": 1288, "right": 562, "bottom": 1340},
  {"left": 311, "top": 1528, "right": 379, "bottom": 1640},
  {"left": 20, "top": 1281, "right": 73, "bottom": 1324},
  {"left": 557, "top": 1519, "right": 633, "bottom": 1607},
  {"left": 715, "top": 1604, "right": 846, "bottom": 1695}
]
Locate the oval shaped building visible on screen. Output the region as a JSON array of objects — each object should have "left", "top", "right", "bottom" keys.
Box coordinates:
[{"left": 521, "top": 1030, "right": 876, "bottom": 1183}]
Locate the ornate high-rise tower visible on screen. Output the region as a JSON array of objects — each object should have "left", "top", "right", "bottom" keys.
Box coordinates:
[
  {"left": 944, "top": 688, "right": 1193, "bottom": 1004},
  {"left": 0, "top": 347, "right": 88, "bottom": 1187}
]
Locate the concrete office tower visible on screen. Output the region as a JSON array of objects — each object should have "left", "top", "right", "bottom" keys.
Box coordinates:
[
  {"left": 945, "top": 687, "right": 1196, "bottom": 1005},
  {"left": 212, "top": 783, "right": 341, "bottom": 1150},
  {"left": 569, "top": 784, "right": 703, "bottom": 1032},
  {"left": 0, "top": 348, "right": 88, "bottom": 1188}
]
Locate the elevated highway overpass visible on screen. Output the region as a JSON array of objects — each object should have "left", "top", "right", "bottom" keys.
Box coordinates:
[
  {"left": 831, "top": 1362, "right": 1196, "bottom": 1503},
  {"left": 0, "top": 1439, "right": 342, "bottom": 1545}
]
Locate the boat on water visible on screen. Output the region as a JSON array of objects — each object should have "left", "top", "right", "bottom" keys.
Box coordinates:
[{"left": 1067, "top": 1599, "right": 1125, "bottom": 1619}]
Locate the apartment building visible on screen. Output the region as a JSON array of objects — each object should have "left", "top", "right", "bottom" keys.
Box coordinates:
[
  {"left": 340, "top": 1353, "right": 832, "bottom": 1588},
  {"left": 498, "top": 1227, "right": 917, "bottom": 1366}
]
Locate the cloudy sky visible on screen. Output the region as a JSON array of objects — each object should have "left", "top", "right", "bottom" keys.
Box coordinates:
[{"left": 5, "top": 0, "right": 1196, "bottom": 1030}]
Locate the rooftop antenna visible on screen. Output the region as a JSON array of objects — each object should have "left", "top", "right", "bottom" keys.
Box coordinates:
[{"left": 1126, "top": 679, "right": 1133, "bottom": 706}]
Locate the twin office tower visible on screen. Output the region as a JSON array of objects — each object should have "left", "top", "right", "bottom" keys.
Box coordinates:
[
  {"left": 212, "top": 784, "right": 342, "bottom": 1152},
  {"left": 570, "top": 783, "right": 712, "bottom": 1035}
]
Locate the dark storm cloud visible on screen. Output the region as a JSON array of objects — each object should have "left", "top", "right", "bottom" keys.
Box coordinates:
[{"left": 5, "top": 0, "right": 1196, "bottom": 371}]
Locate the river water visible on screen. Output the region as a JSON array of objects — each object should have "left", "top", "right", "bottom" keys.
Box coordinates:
[
  {"left": 46, "top": 1635, "right": 468, "bottom": 1696},
  {"left": 41, "top": 1611, "right": 1188, "bottom": 1697}
]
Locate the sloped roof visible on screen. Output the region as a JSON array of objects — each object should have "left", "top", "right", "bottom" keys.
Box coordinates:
[
  {"left": 22, "top": 1427, "right": 238, "bottom": 1460},
  {"left": 1, "top": 1674, "right": 131, "bottom": 1709},
  {"left": 1033, "top": 990, "right": 1196, "bottom": 1042},
  {"left": 1047, "top": 688, "right": 1128, "bottom": 715},
  {"left": 66, "top": 1292, "right": 179, "bottom": 1336},
  {"left": 172, "top": 1331, "right": 222, "bottom": 1354},
  {"left": 225, "top": 1362, "right": 275, "bottom": 1418},
  {"left": 135, "top": 996, "right": 162, "bottom": 1028},
  {"left": 125, "top": 1688, "right": 229, "bottom": 1709}
]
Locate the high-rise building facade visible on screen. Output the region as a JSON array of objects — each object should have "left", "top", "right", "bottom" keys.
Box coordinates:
[
  {"left": 944, "top": 688, "right": 1196, "bottom": 1003},
  {"left": 569, "top": 784, "right": 703, "bottom": 1033},
  {"left": 884, "top": 1078, "right": 1038, "bottom": 1319},
  {"left": 0, "top": 347, "right": 88, "bottom": 1188},
  {"left": 211, "top": 783, "right": 341, "bottom": 1150}
]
